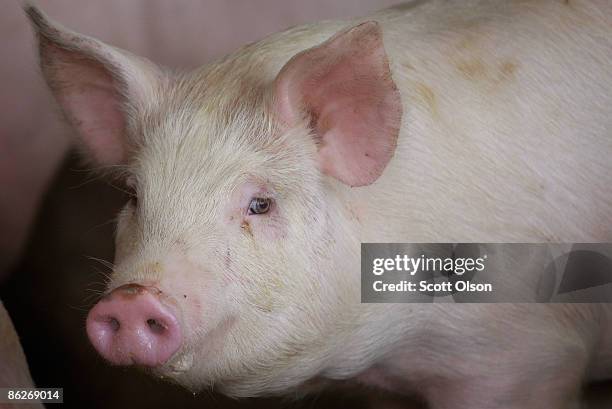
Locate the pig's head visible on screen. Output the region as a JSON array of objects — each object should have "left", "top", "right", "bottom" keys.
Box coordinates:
[{"left": 27, "top": 6, "right": 401, "bottom": 397}]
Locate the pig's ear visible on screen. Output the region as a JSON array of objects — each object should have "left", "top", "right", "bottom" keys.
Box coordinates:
[
  {"left": 273, "top": 21, "right": 402, "bottom": 187},
  {"left": 26, "top": 6, "right": 164, "bottom": 168}
]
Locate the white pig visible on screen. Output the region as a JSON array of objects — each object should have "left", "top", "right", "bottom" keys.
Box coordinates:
[
  {"left": 0, "top": 301, "right": 44, "bottom": 409},
  {"left": 27, "top": 1, "right": 612, "bottom": 408}
]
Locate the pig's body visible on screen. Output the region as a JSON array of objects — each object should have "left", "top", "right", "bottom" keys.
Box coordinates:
[{"left": 29, "top": 1, "right": 612, "bottom": 408}]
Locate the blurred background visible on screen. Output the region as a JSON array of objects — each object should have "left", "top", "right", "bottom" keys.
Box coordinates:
[{"left": 0, "top": 0, "right": 404, "bottom": 408}]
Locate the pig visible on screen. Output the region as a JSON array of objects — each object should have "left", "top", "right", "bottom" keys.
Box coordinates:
[
  {"left": 0, "top": 301, "right": 44, "bottom": 409},
  {"left": 26, "top": 1, "right": 612, "bottom": 408}
]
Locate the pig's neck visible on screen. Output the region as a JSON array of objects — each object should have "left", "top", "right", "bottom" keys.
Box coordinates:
[
  {"left": 302, "top": 189, "right": 430, "bottom": 392},
  {"left": 313, "top": 180, "right": 472, "bottom": 392}
]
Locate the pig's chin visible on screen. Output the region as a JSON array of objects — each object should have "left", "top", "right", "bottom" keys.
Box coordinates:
[
  {"left": 151, "top": 357, "right": 212, "bottom": 395},
  {"left": 150, "top": 338, "right": 316, "bottom": 398},
  {"left": 145, "top": 349, "right": 209, "bottom": 393}
]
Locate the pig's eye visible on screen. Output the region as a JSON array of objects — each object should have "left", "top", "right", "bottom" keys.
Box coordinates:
[{"left": 248, "top": 197, "right": 272, "bottom": 215}]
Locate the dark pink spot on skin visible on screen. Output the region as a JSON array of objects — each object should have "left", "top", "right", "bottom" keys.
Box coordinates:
[{"left": 103, "top": 283, "right": 147, "bottom": 301}]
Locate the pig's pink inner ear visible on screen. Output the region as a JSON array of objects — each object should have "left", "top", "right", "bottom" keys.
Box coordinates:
[
  {"left": 42, "top": 42, "right": 127, "bottom": 167},
  {"left": 273, "top": 21, "right": 402, "bottom": 187},
  {"left": 26, "top": 5, "right": 153, "bottom": 169}
]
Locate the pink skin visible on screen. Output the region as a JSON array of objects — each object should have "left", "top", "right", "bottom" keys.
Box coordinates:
[
  {"left": 273, "top": 22, "right": 402, "bottom": 187},
  {"left": 86, "top": 284, "right": 182, "bottom": 367}
]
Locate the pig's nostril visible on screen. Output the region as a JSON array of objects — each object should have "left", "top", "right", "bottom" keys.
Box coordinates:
[
  {"left": 146, "top": 318, "right": 166, "bottom": 335},
  {"left": 86, "top": 285, "right": 182, "bottom": 367},
  {"left": 107, "top": 317, "right": 120, "bottom": 332}
]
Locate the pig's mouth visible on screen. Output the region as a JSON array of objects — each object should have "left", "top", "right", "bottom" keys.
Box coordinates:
[
  {"left": 169, "top": 350, "right": 195, "bottom": 372},
  {"left": 149, "top": 312, "right": 245, "bottom": 391},
  {"left": 156, "top": 348, "right": 195, "bottom": 377}
]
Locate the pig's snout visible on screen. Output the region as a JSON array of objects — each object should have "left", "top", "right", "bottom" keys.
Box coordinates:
[{"left": 86, "top": 284, "right": 182, "bottom": 367}]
